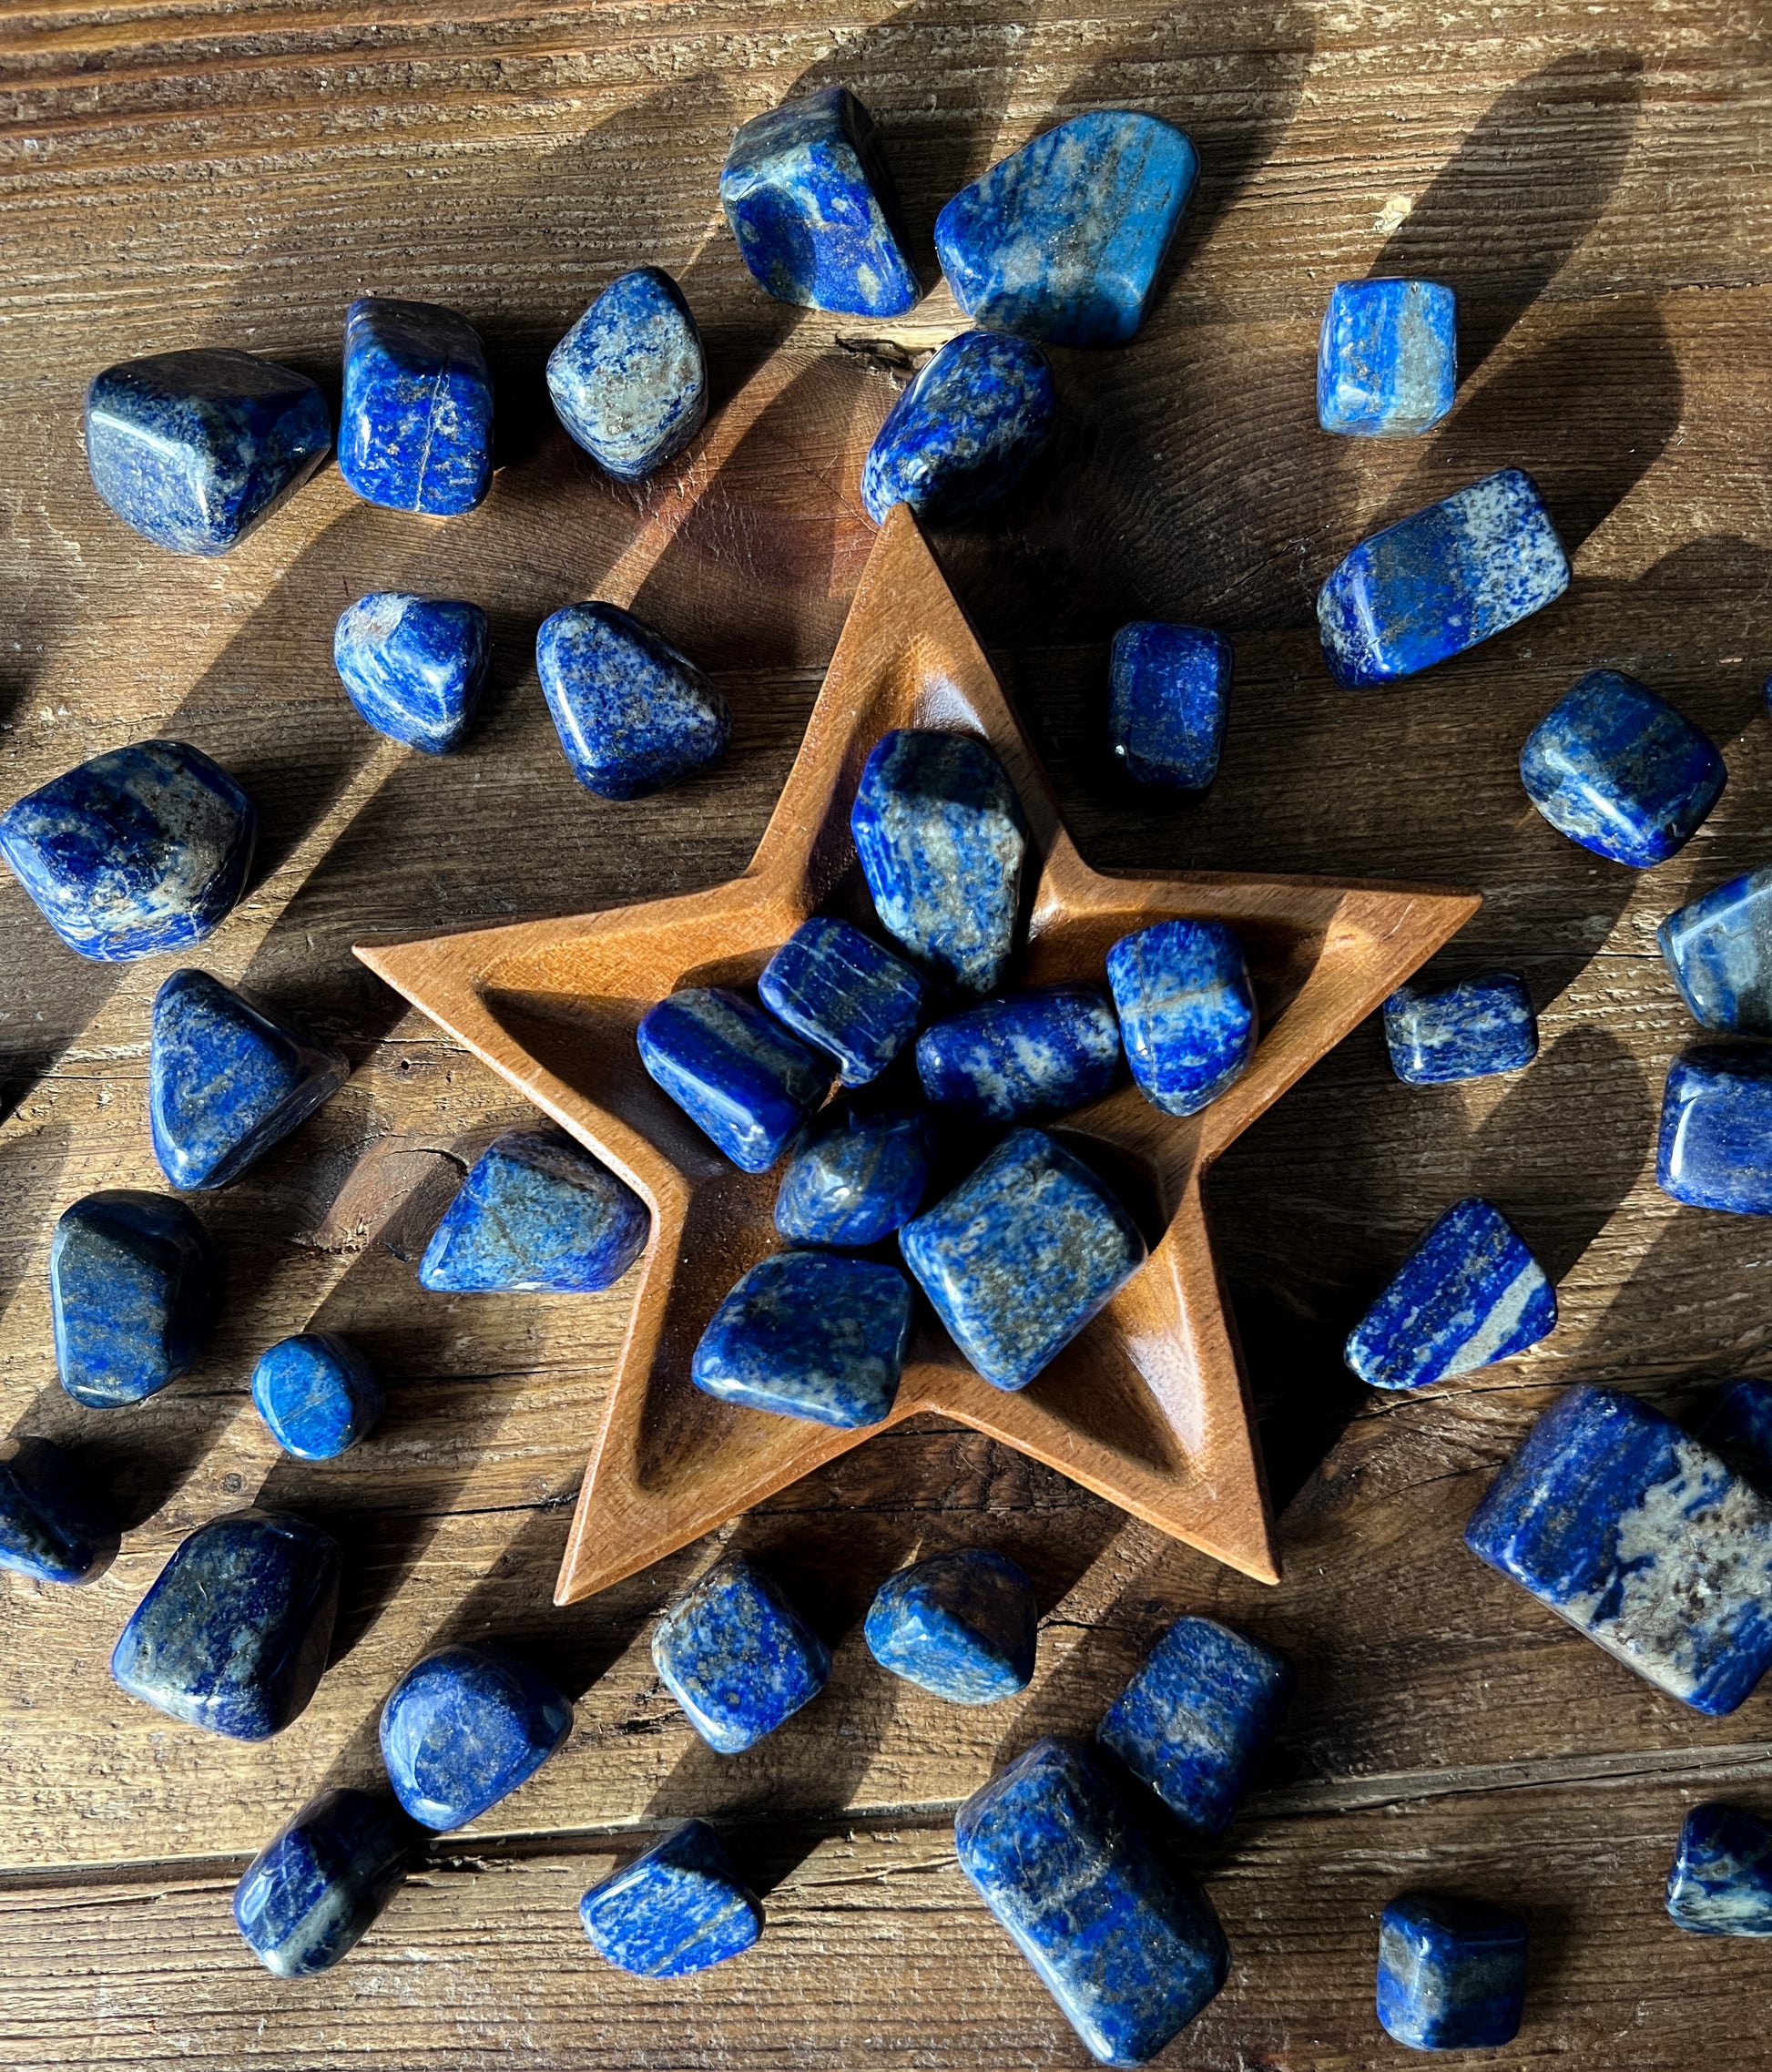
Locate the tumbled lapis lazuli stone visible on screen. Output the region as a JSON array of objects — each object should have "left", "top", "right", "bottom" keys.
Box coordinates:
[
  {"left": 1696, "top": 1377, "right": 1772, "bottom": 1492},
  {"left": 547, "top": 267, "right": 707, "bottom": 480},
  {"left": 775, "top": 1102, "right": 935, "bottom": 1246},
  {"left": 916, "top": 984, "right": 1120, "bottom": 1125},
  {"left": 381, "top": 1644, "right": 573, "bottom": 1830},
  {"left": 720, "top": 87, "right": 920, "bottom": 319},
  {"left": 1382, "top": 972, "right": 1537, "bottom": 1086},
  {"left": 339, "top": 297, "right": 493, "bottom": 516},
  {"left": 1107, "top": 622, "right": 1232, "bottom": 791},
  {"left": 637, "top": 987, "right": 830, "bottom": 1173},
  {"left": 652, "top": 1556, "right": 830, "bottom": 1755},
  {"left": 111, "top": 1509, "right": 341, "bottom": 1740},
  {"left": 936, "top": 112, "right": 1197, "bottom": 349},
  {"left": 1106, "top": 918, "right": 1256, "bottom": 1118},
  {"left": 1658, "top": 1042, "right": 1772, "bottom": 1214},
  {"left": 85, "top": 349, "right": 331, "bottom": 556},
  {"left": 233, "top": 1788, "right": 412, "bottom": 1978},
  {"left": 759, "top": 916, "right": 924, "bottom": 1087},
  {"left": 536, "top": 601, "right": 728, "bottom": 801},
  {"left": 418, "top": 1128, "right": 650, "bottom": 1293},
  {"left": 251, "top": 1333, "right": 384, "bottom": 1460},
  {"left": 955, "top": 1737, "right": 1229, "bottom": 2067},
  {"left": 1376, "top": 1892, "right": 1527, "bottom": 2051},
  {"left": 864, "top": 1548, "right": 1037, "bottom": 1705},
  {"left": 861, "top": 331, "right": 1056, "bottom": 528},
  {"left": 1660, "top": 869, "right": 1772, "bottom": 1036},
  {"left": 1317, "top": 468, "right": 1570, "bottom": 689},
  {"left": 0, "top": 739, "right": 255, "bottom": 961},
  {"left": 0, "top": 1443, "right": 109, "bottom": 1586},
  {"left": 1465, "top": 1384, "right": 1772, "bottom": 1713},
  {"left": 333, "top": 593, "right": 490, "bottom": 755},
  {"left": 50, "top": 1189, "right": 219, "bottom": 1408},
  {"left": 1666, "top": 1803, "right": 1772, "bottom": 1935},
  {"left": 1317, "top": 279, "right": 1457, "bottom": 438},
  {"left": 901, "top": 1128, "right": 1146, "bottom": 1392},
  {"left": 580, "top": 1820, "right": 763, "bottom": 1975},
  {"left": 1522, "top": 670, "right": 1726, "bottom": 869}
]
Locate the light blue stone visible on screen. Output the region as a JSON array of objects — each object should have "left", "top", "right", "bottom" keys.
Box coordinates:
[
  {"left": 333, "top": 593, "right": 490, "bottom": 755},
  {"left": 251, "top": 1333, "right": 384, "bottom": 1460},
  {"left": 1656, "top": 1041, "right": 1772, "bottom": 1214},
  {"left": 758, "top": 916, "right": 924, "bottom": 1087},
  {"left": 547, "top": 267, "right": 707, "bottom": 479},
  {"left": 0, "top": 1443, "right": 110, "bottom": 1586},
  {"left": 863, "top": 1548, "right": 1037, "bottom": 1705},
  {"left": 1382, "top": 973, "right": 1537, "bottom": 1085},
  {"left": 934, "top": 111, "right": 1197, "bottom": 349},
  {"left": 1376, "top": 1893, "right": 1527, "bottom": 2051},
  {"left": 652, "top": 1555, "right": 830, "bottom": 1755},
  {"left": 580, "top": 1819, "right": 763, "bottom": 1976},
  {"left": 1317, "top": 279, "right": 1457, "bottom": 437},
  {"left": 900, "top": 1128, "right": 1146, "bottom": 1392},
  {"left": 84, "top": 348, "right": 331, "bottom": 556},
  {"left": 418, "top": 1128, "right": 649, "bottom": 1293},
  {"left": 339, "top": 297, "right": 493, "bottom": 516},
  {"left": 1696, "top": 1378, "right": 1772, "bottom": 1492},
  {"left": 861, "top": 331, "right": 1056, "bottom": 528},
  {"left": 50, "top": 1189, "right": 220, "bottom": 1408},
  {"left": 1107, "top": 622, "right": 1231, "bottom": 791},
  {"left": 954, "top": 1737, "right": 1229, "bottom": 2067},
  {"left": 0, "top": 739, "right": 256, "bottom": 962},
  {"left": 536, "top": 601, "right": 729, "bottom": 801},
  {"left": 1106, "top": 919, "right": 1256, "bottom": 1118},
  {"left": 1464, "top": 1383, "right": 1772, "bottom": 1714},
  {"left": 1666, "top": 1803, "right": 1772, "bottom": 1935},
  {"left": 915, "top": 984, "right": 1120, "bottom": 1125},
  {"left": 636, "top": 987, "right": 831, "bottom": 1173},
  {"left": 233, "top": 1788, "right": 412, "bottom": 1978},
  {"left": 1660, "top": 868, "right": 1772, "bottom": 1036},
  {"left": 1318, "top": 467, "right": 1570, "bottom": 688},
  {"left": 380, "top": 1644, "right": 573, "bottom": 1830},
  {"left": 774, "top": 1101, "right": 936, "bottom": 1246}
]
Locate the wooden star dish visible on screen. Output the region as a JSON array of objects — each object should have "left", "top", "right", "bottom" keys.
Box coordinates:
[{"left": 357, "top": 505, "right": 1479, "bottom": 1606}]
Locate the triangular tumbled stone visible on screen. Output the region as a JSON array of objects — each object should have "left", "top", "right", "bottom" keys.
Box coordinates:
[{"left": 419, "top": 1128, "right": 651, "bottom": 1293}]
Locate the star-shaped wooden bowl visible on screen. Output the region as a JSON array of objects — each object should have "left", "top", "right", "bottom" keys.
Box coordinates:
[{"left": 357, "top": 505, "right": 1478, "bottom": 1605}]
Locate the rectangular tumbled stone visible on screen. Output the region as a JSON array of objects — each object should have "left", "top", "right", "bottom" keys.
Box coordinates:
[
  {"left": 758, "top": 915, "right": 924, "bottom": 1086},
  {"left": 1383, "top": 972, "right": 1537, "bottom": 1085},
  {"left": 580, "top": 1819, "right": 762, "bottom": 1975},
  {"left": 636, "top": 987, "right": 830, "bottom": 1173},
  {"left": 1656, "top": 1041, "right": 1772, "bottom": 1213},
  {"left": 1660, "top": 868, "right": 1772, "bottom": 1035}
]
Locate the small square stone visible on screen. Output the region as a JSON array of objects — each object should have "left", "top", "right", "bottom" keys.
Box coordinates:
[
  {"left": 233, "top": 1788, "right": 412, "bottom": 1978},
  {"left": 864, "top": 1548, "right": 1038, "bottom": 1704},
  {"left": 0, "top": 1441, "right": 110, "bottom": 1586},
  {"left": 1665, "top": 1802, "right": 1772, "bottom": 1935},
  {"left": 1383, "top": 972, "right": 1537, "bottom": 1085},
  {"left": 546, "top": 267, "right": 707, "bottom": 480},
  {"left": 651, "top": 1556, "right": 830, "bottom": 1754},
  {"left": 580, "top": 1819, "right": 763, "bottom": 1975},
  {"left": 1317, "top": 279, "right": 1457, "bottom": 437},
  {"left": 380, "top": 1644, "right": 574, "bottom": 1830},
  {"left": 1657, "top": 1041, "right": 1772, "bottom": 1214},
  {"left": 1107, "top": 622, "right": 1232, "bottom": 791},
  {"left": 759, "top": 916, "right": 925, "bottom": 1087},
  {"left": 333, "top": 592, "right": 490, "bottom": 755},
  {"left": 636, "top": 987, "right": 831, "bottom": 1173},
  {"left": 536, "top": 601, "right": 729, "bottom": 800},
  {"left": 1376, "top": 1892, "right": 1527, "bottom": 2051},
  {"left": 1659, "top": 867, "right": 1772, "bottom": 1035},
  {"left": 251, "top": 1332, "right": 384, "bottom": 1460},
  {"left": 915, "top": 984, "right": 1121, "bottom": 1126},
  {"left": 775, "top": 1102, "right": 936, "bottom": 1246},
  {"left": 1106, "top": 919, "right": 1257, "bottom": 1118},
  {"left": 339, "top": 297, "right": 493, "bottom": 515},
  {"left": 418, "top": 1128, "right": 650, "bottom": 1293},
  {"left": 50, "top": 1189, "right": 220, "bottom": 1408},
  {"left": 861, "top": 331, "right": 1056, "bottom": 529}
]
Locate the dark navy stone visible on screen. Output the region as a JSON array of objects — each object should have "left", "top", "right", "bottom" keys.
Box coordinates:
[
  {"left": 380, "top": 1644, "right": 574, "bottom": 1830},
  {"left": 85, "top": 348, "right": 331, "bottom": 556},
  {"left": 850, "top": 730, "right": 1027, "bottom": 995},
  {"left": 1317, "top": 279, "right": 1457, "bottom": 437},
  {"left": 418, "top": 1128, "right": 649, "bottom": 1293},
  {"left": 861, "top": 330, "right": 1056, "bottom": 528},
  {"left": 900, "top": 1128, "right": 1146, "bottom": 1392},
  {"left": 546, "top": 267, "right": 707, "bottom": 479},
  {"left": 774, "top": 1101, "right": 936, "bottom": 1246},
  {"left": 50, "top": 1189, "right": 219, "bottom": 1408},
  {"left": 954, "top": 1737, "right": 1229, "bottom": 2067},
  {"left": 759, "top": 916, "right": 924, "bottom": 1087},
  {"left": 1318, "top": 468, "right": 1569, "bottom": 688},
  {"left": 915, "top": 984, "right": 1120, "bottom": 1125},
  {"left": 1345, "top": 1197, "right": 1554, "bottom": 1392},
  {"left": 1665, "top": 1803, "right": 1772, "bottom": 1935},
  {"left": 1382, "top": 972, "right": 1538, "bottom": 1085},
  {"left": 1464, "top": 1383, "right": 1772, "bottom": 1714},
  {"left": 1376, "top": 1892, "right": 1527, "bottom": 2051},
  {"left": 0, "top": 739, "right": 255, "bottom": 961},
  {"left": 1522, "top": 670, "right": 1725, "bottom": 868},
  {"left": 333, "top": 593, "right": 490, "bottom": 755},
  {"left": 1660, "top": 868, "right": 1772, "bottom": 1036},
  {"left": 536, "top": 601, "right": 728, "bottom": 801},
  {"left": 1657, "top": 1042, "right": 1772, "bottom": 1214},
  {"left": 1097, "top": 1616, "right": 1294, "bottom": 1837},
  {"left": 1696, "top": 1377, "right": 1772, "bottom": 1492},
  {"left": 720, "top": 87, "right": 919, "bottom": 318},
  {"left": 636, "top": 987, "right": 830, "bottom": 1174},
  {"left": 935, "top": 111, "right": 1197, "bottom": 349},
  {"left": 251, "top": 1332, "right": 384, "bottom": 1460},
  {"left": 580, "top": 1819, "right": 763, "bottom": 1975},
  {"left": 863, "top": 1548, "right": 1037, "bottom": 1705},
  {"left": 339, "top": 297, "right": 493, "bottom": 515},
  {"left": 233, "top": 1788, "right": 412, "bottom": 1978},
  {"left": 1107, "top": 622, "right": 1232, "bottom": 791},
  {"left": 111, "top": 1508, "right": 341, "bottom": 1740},
  {"left": 0, "top": 1443, "right": 110, "bottom": 1586},
  {"left": 1106, "top": 919, "right": 1257, "bottom": 1118},
  {"left": 651, "top": 1556, "right": 830, "bottom": 1755}
]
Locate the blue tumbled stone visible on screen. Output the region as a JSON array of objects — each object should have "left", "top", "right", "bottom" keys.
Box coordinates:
[
  {"left": 774, "top": 1101, "right": 936, "bottom": 1246},
  {"left": 1657, "top": 1041, "right": 1772, "bottom": 1214},
  {"left": 864, "top": 1548, "right": 1037, "bottom": 1705},
  {"left": 111, "top": 1508, "right": 341, "bottom": 1740},
  {"left": 901, "top": 1128, "right": 1146, "bottom": 1392},
  {"left": 916, "top": 984, "right": 1121, "bottom": 1125},
  {"left": 536, "top": 601, "right": 728, "bottom": 801},
  {"left": 233, "top": 1787, "right": 412, "bottom": 1978},
  {"left": 0, "top": 739, "right": 255, "bottom": 962},
  {"left": 85, "top": 348, "right": 331, "bottom": 556},
  {"left": 1666, "top": 1803, "right": 1772, "bottom": 1935},
  {"left": 759, "top": 916, "right": 924, "bottom": 1087},
  {"left": 547, "top": 267, "right": 707, "bottom": 480},
  {"left": 251, "top": 1332, "right": 384, "bottom": 1460},
  {"left": 333, "top": 593, "right": 490, "bottom": 755},
  {"left": 580, "top": 1819, "right": 763, "bottom": 1975},
  {"left": 1107, "top": 622, "right": 1232, "bottom": 791},
  {"left": 652, "top": 1556, "right": 830, "bottom": 1755},
  {"left": 720, "top": 87, "right": 919, "bottom": 318},
  {"left": 339, "top": 297, "right": 493, "bottom": 516},
  {"left": 1318, "top": 467, "right": 1569, "bottom": 689},
  {"left": 861, "top": 331, "right": 1056, "bottom": 528},
  {"left": 380, "top": 1644, "right": 573, "bottom": 1830},
  {"left": 1376, "top": 1892, "right": 1527, "bottom": 2051},
  {"left": 1317, "top": 279, "right": 1457, "bottom": 438},
  {"left": 1097, "top": 1616, "right": 1294, "bottom": 1837},
  {"left": 50, "top": 1189, "right": 219, "bottom": 1408},
  {"left": 1465, "top": 1383, "right": 1772, "bottom": 1713},
  {"left": 0, "top": 1443, "right": 110, "bottom": 1586},
  {"left": 418, "top": 1127, "right": 650, "bottom": 1293},
  {"left": 935, "top": 111, "right": 1197, "bottom": 349},
  {"left": 636, "top": 987, "right": 830, "bottom": 1174},
  {"left": 955, "top": 1736, "right": 1229, "bottom": 2067},
  {"left": 1382, "top": 972, "right": 1538, "bottom": 1086},
  {"left": 1660, "top": 868, "right": 1772, "bottom": 1036},
  {"left": 1106, "top": 919, "right": 1257, "bottom": 1118},
  {"left": 1696, "top": 1377, "right": 1772, "bottom": 1492}
]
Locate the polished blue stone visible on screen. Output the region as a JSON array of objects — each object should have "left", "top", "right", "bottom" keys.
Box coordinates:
[
  {"left": 1318, "top": 467, "right": 1569, "bottom": 688},
  {"left": 864, "top": 1548, "right": 1037, "bottom": 1705},
  {"left": 851, "top": 730, "right": 1027, "bottom": 995},
  {"left": 1097, "top": 1616, "right": 1294, "bottom": 1837},
  {"left": 339, "top": 297, "right": 492, "bottom": 515},
  {"left": 85, "top": 349, "right": 331, "bottom": 556},
  {"left": 1660, "top": 869, "right": 1772, "bottom": 1036},
  {"left": 1465, "top": 1383, "right": 1772, "bottom": 1713},
  {"left": 547, "top": 267, "right": 707, "bottom": 480},
  {"left": 636, "top": 987, "right": 830, "bottom": 1173},
  {"left": 50, "top": 1189, "right": 219, "bottom": 1408},
  {"left": 580, "top": 1820, "right": 763, "bottom": 1975},
  {"left": 774, "top": 1101, "right": 936, "bottom": 1246},
  {"left": 233, "top": 1788, "right": 412, "bottom": 1978},
  {"left": 1522, "top": 670, "right": 1725, "bottom": 868},
  {"left": 954, "top": 1737, "right": 1229, "bottom": 2067},
  {"left": 901, "top": 1128, "right": 1146, "bottom": 1393},
  {"left": 251, "top": 1333, "right": 384, "bottom": 1460},
  {"left": 861, "top": 331, "right": 1056, "bottom": 528},
  {"left": 1657, "top": 1042, "right": 1772, "bottom": 1214},
  {"left": 1696, "top": 1378, "right": 1772, "bottom": 1492},
  {"left": 1376, "top": 1892, "right": 1526, "bottom": 2051},
  {"left": 418, "top": 1128, "right": 649, "bottom": 1293},
  {"left": 652, "top": 1556, "right": 830, "bottom": 1754},
  {"left": 380, "top": 1644, "right": 573, "bottom": 1830},
  {"left": 1383, "top": 973, "right": 1538, "bottom": 1085},
  {"left": 333, "top": 593, "right": 490, "bottom": 755},
  {"left": 1666, "top": 1803, "right": 1772, "bottom": 1935},
  {"left": 935, "top": 111, "right": 1197, "bottom": 349},
  {"left": 0, "top": 739, "right": 256, "bottom": 961},
  {"left": 536, "top": 601, "right": 728, "bottom": 801},
  {"left": 916, "top": 984, "right": 1120, "bottom": 1125},
  {"left": 111, "top": 1509, "right": 341, "bottom": 1740},
  {"left": 1317, "top": 279, "right": 1457, "bottom": 437},
  {"left": 759, "top": 916, "right": 924, "bottom": 1087},
  {"left": 720, "top": 87, "right": 919, "bottom": 318},
  {"left": 0, "top": 1444, "right": 110, "bottom": 1586},
  {"left": 1107, "top": 622, "right": 1232, "bottom": 791},
  {"left": 1106, "top": 919, "right": 1256, "bottom": 1118}
]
